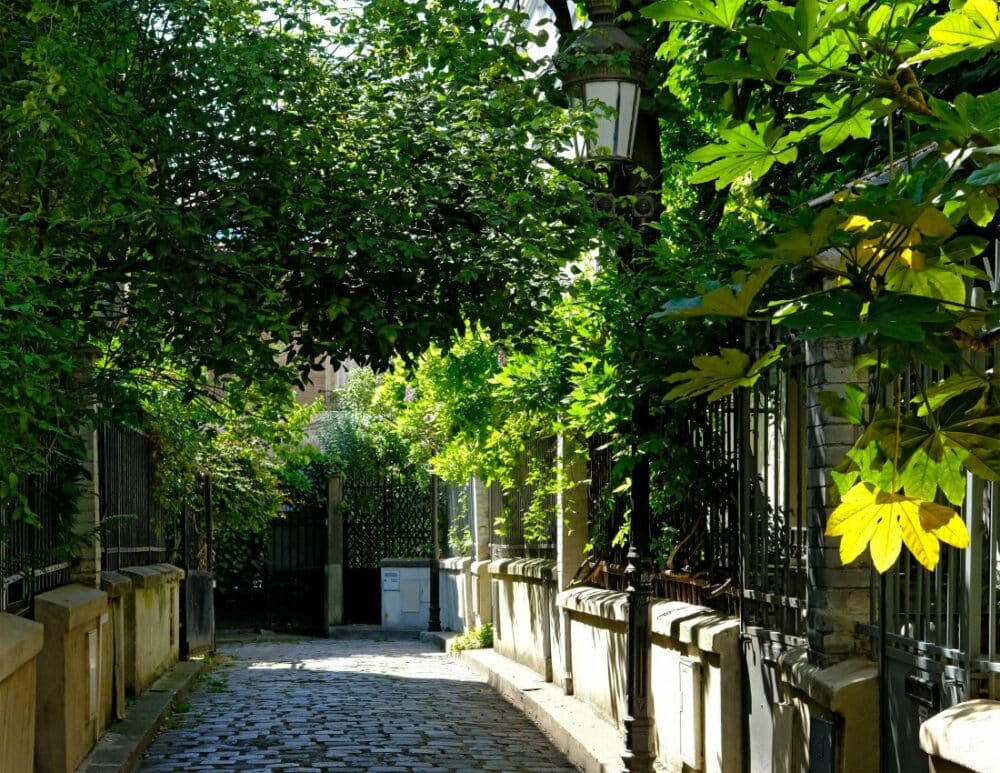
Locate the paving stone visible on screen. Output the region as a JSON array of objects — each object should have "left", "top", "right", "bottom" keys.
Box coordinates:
[{"left": 138, "top": 637, "right": 576, "bottom": 771}]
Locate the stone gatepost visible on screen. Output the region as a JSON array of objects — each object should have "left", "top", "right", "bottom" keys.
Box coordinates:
[
  {"left": 71, "top": 428, "right": 101, "bottom": 588},
  {"left": 556, "top": 435, "right": 589, "bottom": 593},
  {"left": 804, "top": 337, "right": 870, "bottom": 666},
  {"left": 326, "top": 475, "right": 345, "bottom": 630},
  {"left": 469, "top": 476, "right": 493, "bottom": 626},
  {"left": 556, "top": 434, "right": 590, "bottom": 695}
]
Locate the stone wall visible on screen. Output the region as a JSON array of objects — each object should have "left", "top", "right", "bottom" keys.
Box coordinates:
[
  {"left": 27, "top": 565, "right": 185, "bottom": 772},
  {"left": 491, "top": 559, "right": 559, "bottom": 683},
  {"left": 0, "top": 612, "right": 44, "bottom": 772}
]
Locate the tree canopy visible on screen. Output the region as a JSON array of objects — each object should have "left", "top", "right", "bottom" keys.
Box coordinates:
[{"left": 0, "top": 0, "right": 603, "bottom": 514}]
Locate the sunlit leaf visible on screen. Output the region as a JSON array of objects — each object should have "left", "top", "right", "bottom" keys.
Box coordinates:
[
  {"left": 819, "top": 383, "right": 866, "bottom": 425},
  {"left": 826, "top": 483, "right": 969, "bottom": 572},
  {"left": 665, "top": 346, "right": 783, "bottom": 402},
  {"left": 687, "top": 123, "right": 801, "bottom": 189},
  {"left": 641, "top": 0, "right": 745, "bottom": 29},
  {"left": 653, "top": 262, "right": 777, "bottom": 319}
]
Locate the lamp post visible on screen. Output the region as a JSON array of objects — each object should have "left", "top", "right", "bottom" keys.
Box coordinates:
[
  {"left": 558, "top": 6, "right": 655, "bottom": 772},
  {"left": 428, "top": 473, "right": 442, "bottom": 632}
]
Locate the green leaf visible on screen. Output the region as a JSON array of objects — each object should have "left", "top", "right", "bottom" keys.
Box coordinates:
[
  {"left": 939, "top": 415, "right": 1000, "bottom": 480},
  {"left": 665, "top": 346, "right": 783, "bottom": 402},
  {"left": 819, "top": 383, "right": 866, "bottom": 425},
  {"left": 968, "top": 162, "right": 1000, "bottom": 185},
  {"left": 653, "top": 262, "right": 777, "bottom": 319},
  {"left": 688, "top": 123, "right": 801, "bottom": 189},
  {"left": 965, "top": 189, "right": 999, "bottom": 226},
  {"left": 914, "top": 374, "right": 990, "bottom": 416},
  {"left": 641, "top": 0, "right": 745, "bottom": 29},
  {"left": 909, "top": 0, "right": 1000, "bottom": 61},
  {"left": 930, "top": 0, "right": 1000, "bottom": 47},
  {"left": 702, "top": 58, "right": 765, "bottom": 83},
  {"left": 884, "top": 262, "right": 967, "bottom": 305},
  {"left": 795, "top": 94, "right": 873, "bottom": 153},
  {"left": 747, "top": 38, "right": 789, "bottom": 81}
]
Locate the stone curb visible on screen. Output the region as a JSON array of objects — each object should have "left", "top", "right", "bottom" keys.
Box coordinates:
[
  {"left": 420, "top": 631, "right": 627, "bottom": 773},
  {"left": 77, "top": 659, "right": 205, "bottom": 773}
]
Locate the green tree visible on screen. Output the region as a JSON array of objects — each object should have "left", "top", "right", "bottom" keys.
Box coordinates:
[
  {"left": 1, "top": 0, "right": 605, "bottom": 518},
  {"left": 644, "top": 0, "right": 1000, "bottom": 570}
]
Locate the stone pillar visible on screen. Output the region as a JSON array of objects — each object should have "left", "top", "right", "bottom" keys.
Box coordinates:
[
  {"left": 470, "top": 476, "right": 492, "bottom": 561},
  {"left": 71, "top": 428, "right": 101, "bottom": 587},
  {"left": 804, "top": 338, "right": 869, "bottom": 667},
  {"left": 326, "top": 475, "right": 345, "bottom": 631},
  {"left": 0, "top": 613, "right": 44, "bottom": 772},
  {"left": 556, "top": 435, "right": 589, "bottom": 592},
  {"left": 469, "top": 476, "right": 494, "bottom": 627}
]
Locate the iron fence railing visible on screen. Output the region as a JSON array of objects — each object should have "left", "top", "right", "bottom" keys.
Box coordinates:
[
  {"left": 583, "top": 325, "right": 808, "bottom": 638},
  {"left": 0, "top": 469, "right": 72, "bottom": 616},
  {"left": 491, "top": 437, "right": 557, "bottom": 559},
  {"left": 445, "top": 479, "right": 475, "bottom": 559},
  {"left": 869, "top": 346, "right": 1000, "bottom": 701},
  {"left": 738, "top": 325, "right": 808, "bottom": 639},
  {"left": 99, "top": 425, "right": 165, "bottom": 571},
  {"left": 342, "top": 472, "right": 437, "bottom": 567}
]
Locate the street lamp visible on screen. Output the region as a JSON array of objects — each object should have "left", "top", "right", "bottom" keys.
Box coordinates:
[
  {"left": 558, "top": 4, "right": 656, "bottom": 772},
  {"left": 557, "top": 0, "right": 648, "bottom": 162}
]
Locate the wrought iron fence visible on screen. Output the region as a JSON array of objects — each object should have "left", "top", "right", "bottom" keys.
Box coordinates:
[
  {"left": 738, "top": 325, "right": 808, "bottom": 639},
  {"left": 583, "top": 325, "right": 808, "bottom": 637},
  {"left": 869, "top": 349, "right": 1000, "bottom": 704},
  {"left": 342, "top": 472, "right": 436, "bottom": 568},
  {"left": 0, "top": 469, "right": 73, "bottom": 615},
  {"left": 490, "top": 437, "right": 557, "bottom": 559},
  {"left": 445, "top": 479, "right": 474, "bottom": 558},
  {"left": 99, "top": 425, "right": 165, "bottom": 571}
]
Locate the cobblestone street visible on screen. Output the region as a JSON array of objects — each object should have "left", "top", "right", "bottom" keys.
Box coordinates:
[{"left": 138, "top": 636, "right": 577, "bottom": 772}]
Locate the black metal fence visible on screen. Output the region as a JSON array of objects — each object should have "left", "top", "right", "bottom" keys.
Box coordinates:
[
  {"left": 739, "top": 326, "right": 808, "bottom": 638},
  {"left": 490, "top": 437, "right": 558, "bottom": 559},
  {"left": 0, "top": 469, "right": 73, "bottom": 616},
  {"left": 99, "top": 425, "right": 165, "bottom": 571},
  {"left": 584, "top": 326, "right": 808, "bottom": 638},
  {"left": 1, "top": 424, "right": 166, "bottom": 615},
  {"left": 343, "top": 472, "right": 437, "bottom": 567}
]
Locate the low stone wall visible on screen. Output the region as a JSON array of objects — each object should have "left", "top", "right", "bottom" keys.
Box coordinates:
[
  {"left": 470, "top": 559, "right": 492, "bottom": 627},
  {"left": 34, "top": 583, "right": 113, "bottom": 773},
  {"left": 555, "top": 589, "right": 743, "bottom": 773},
  {"left": 649, "top": 600, "right": 742, "bottom": 773},
  {"left": 491, "top": 559, "right": 559, "bottom": 682},
  {"left": 556, "top": 587, "right": 627, "bottom": 726},
  {"left": 439, "top": 556, "right": 473, "bottom": 632},
  {"left": 120, "top": 564, "right": 184, "bottom": 695},
  {"left": 0, "top": 612, "right": 44, "bottom": 772},
  {"left": 774, "top": 647, "right": 877, "bottom": 773}
]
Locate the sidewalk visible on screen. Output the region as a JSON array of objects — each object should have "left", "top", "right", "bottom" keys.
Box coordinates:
[
  {"left": 420, "top": 632, "right": 632, "bottom": 773},
  {"left": 77, "top": 659, "right": 206, "bottom": 773}
]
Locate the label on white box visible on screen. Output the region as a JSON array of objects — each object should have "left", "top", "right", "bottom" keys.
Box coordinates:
[{"left": 382, "top": 570, "right": 400, "bottom": 591}]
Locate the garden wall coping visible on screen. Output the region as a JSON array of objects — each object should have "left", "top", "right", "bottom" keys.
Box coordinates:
[
  {"left": 490, "top": 558, "right": 556, "bottom": 581},
  {"left": 556, "top": 586, "right": 628, "bottom": 624},
  {"left": 650, "top": 599, "right": 740, "bottom": 655}
]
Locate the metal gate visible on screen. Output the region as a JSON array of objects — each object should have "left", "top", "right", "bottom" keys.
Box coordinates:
[
  {"left": 874, "top": 472, "right": 1000, "bottom": 773},
  {"left": 342, "top": 474, "right": 435, "bottom": 624},
  {"left": 265, "top": 503, "right": 327, "bottom": 632}
]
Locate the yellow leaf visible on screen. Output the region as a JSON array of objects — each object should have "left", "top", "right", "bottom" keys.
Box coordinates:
[
  {"left": 825, "top": 483, "right": 967, "bottom": 572},
  {"left": 898, "top": 500, "right": 940, "bottom": 570},
  {"left": 923, "top": 503, "right": 970, "bottom": 549},
  {"left": 871, "top": 507, "right": 903, "bottom": 572}
]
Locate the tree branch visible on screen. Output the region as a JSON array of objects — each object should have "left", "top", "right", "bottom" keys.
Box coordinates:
[{"left": 543, "top": 0, "right": 575, "bottom": 39}]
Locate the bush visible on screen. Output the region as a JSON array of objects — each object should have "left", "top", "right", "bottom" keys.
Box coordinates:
[{"left": 450, "top": 623, "right": 493, "bottom": 652}]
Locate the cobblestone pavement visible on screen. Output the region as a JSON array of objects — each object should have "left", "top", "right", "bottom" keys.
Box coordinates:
[{"left": 139, "top": 636, "right": 577, "bottom": 772}]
